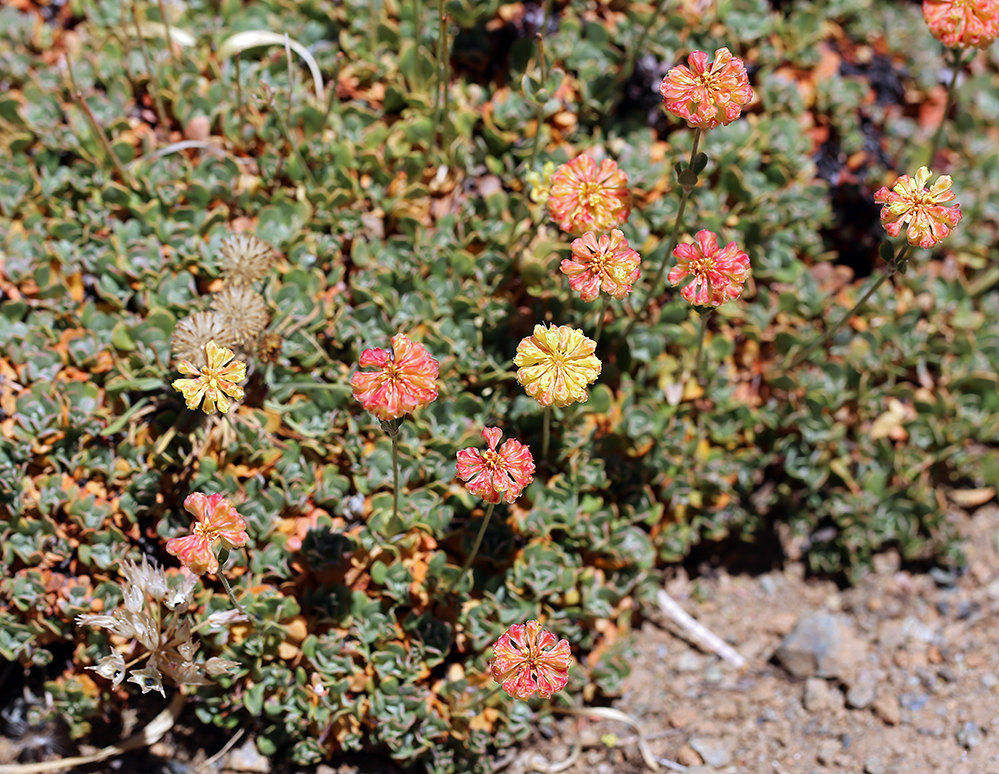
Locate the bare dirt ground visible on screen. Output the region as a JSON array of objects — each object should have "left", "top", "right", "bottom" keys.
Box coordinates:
[
  {"left": 3, "top": 503, "right": 998, "bottom": 774},
  {"left": 509, "top": 502, "right": 999, "bottom": 774}
]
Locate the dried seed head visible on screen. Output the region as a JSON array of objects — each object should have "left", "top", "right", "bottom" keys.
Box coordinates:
[
  {"left": 218, "top": 233, "right": 275, "bottom": 285},
  {"left": 171, "top": 312, "right": 237, "bottom": 368},
  {"left": 210, "top": 284, "right": 270, "bottom": 346}
]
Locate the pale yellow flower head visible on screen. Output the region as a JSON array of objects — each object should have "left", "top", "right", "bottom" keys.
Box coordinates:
[
  {"left": 172, "top": 340, "right": 247, "bottom": 415},
  {"left": 513, "top": 324, "right": 601, "bottom": 408}
]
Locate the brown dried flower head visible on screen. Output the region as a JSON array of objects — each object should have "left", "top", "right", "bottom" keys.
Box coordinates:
[
  {"left": 171, "top": 312, "right": 237, "bottom": 368},
  {"left": 257, "top": 331, "right": 283, "bottom": 364},
  {"left": 218, "top": 233, "right": 275, "bottom": 285},
  {"left": 210, "top": 283, "right": 271, "bottom": 346}
]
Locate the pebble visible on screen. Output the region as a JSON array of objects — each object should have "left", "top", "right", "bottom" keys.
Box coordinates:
[
  {"left": 776, "top": 612, "right": 858, "bottom": 678},
  {"left": 804, "top": 678, "right": 832, "bottom": 712},
  {"left": 816, "top": 738, "right": 841, "bottom": 765},
  {"left": 228, "top": 738, "right": 271, "bottom": 773},
  {"left": 873, "top": 693, "right": 901, "bottom": 725},
  {"left": 676, "top": 651, "right": 704, "bottom": 672},
  {"left": 956, "top": 720, "right": 982, "bottom": 750},
  {"left": 982, "top": 673, "right": 999, "bottom": 689},
  {"left": 676, "top": 744, "right": 703, "bottom": 766},
  {"left": 688, "top": 736, "right": 734, "bottom": 768},
  {"left": 183, "top": 115, "right": 211, "bottom": 142},
  {"left": 864, "top": 756, "right": 885, "bottom": 774},
  {"left": 899, "top": 692, "right": 928, "bottom": 711},
  {"left": 846, "top": 669, "right": 878, "bottom": 709}
]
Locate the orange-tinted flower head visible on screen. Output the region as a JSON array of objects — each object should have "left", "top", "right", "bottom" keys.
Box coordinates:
[
  {"left": 548, "top": 155, "right": 632, "bottom": 236},
  {"left": 561, "top": 230, "right": 642, "bottom": 302},
  {"left": 350, "top": 333, "right": 439, "bottom": 422},
  {"left": 669, "top": 230, "right": 750, "bottom": 307},
  {"left": 660, "top": 47, "right": 754, "bottom": 130},
  {"left": 872, "top": 167, "right": 963, "bottom": 249},
  {"left": 922, "top": 0, "right": 999, "bottom": 48},
  {"left": 490, "top": 620, "right": 571, "bottom": 701},
  {"left": 456, "top": 427, "right": 535, "bottom": 504},
  {"left": 166, "top": 493, "right": 249, "bottom": 576}
]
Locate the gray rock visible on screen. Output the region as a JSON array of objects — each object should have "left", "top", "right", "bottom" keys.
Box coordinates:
[
  {"left": 676, "top": 651, "right": 704, "bottom": 672},
  {"left": 688, "top": 737, "right": 734, "bottom": 768},
  {"left": 816, "top": 738, "right": 841, "bottom": 765},
  {"left": 847, "top": 670, "right": 878, "bottom": 709},
  {"left": 228, "top": 738, "right": 271, "bottom": 773},
  {"left": 804, "top": 678, "right": 832, "bottom": 712},
  {"left": 957, "top": 721, "right": 983, "bottom": 750},
  {"left": 864, "top": 757, "right": 885, "bottom": 774},
  {"left": 899, "top": 692, "right": 928, "bottom": 711},
  {"left": 776, "top": 612, "right": 860, "bottom": 678},
  {"left": 900, "top": 615, "right": 937, "bottom": 644},
  {"left": 684, "top": 767, "right": 718, "bottom": 774},
  {"left": 981, "top": 673, "right": 998, "bottom": 689}
]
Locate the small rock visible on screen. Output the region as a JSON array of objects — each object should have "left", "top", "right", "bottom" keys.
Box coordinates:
[
  {"left": 715, "top": 698, "right": 739, "bottom": 721},
  {"left": 669, "top": 706, "right": 698, "bottom": 728},
  {"left": 766, "top": 612, "right": 798, "bottom": 635},
  {"left": 899, "top": 692, "right": 928, "bottom": 711},
  {"left": 957, "top": 721, "right": 982, "bottom": 750},
  {"left": 760, "top": 575, "right": 777, "bottom": 595},
  {"left": 685, "top": 767, "right": 718, "bottom": 774},
  {"left": 776, "top": 612, "right": 860, "bottom": 678},
  {"left": 982, "top": 673, "right": 999, "bottom": 689},
  {"left": 900, "top": 615, "right": 937, "bottom": 644},
  {"left": 184, "top": 115, "right": 211, "bottom": 142},
  {"left": 864, "top": 756, "right": 885, "bottom": 774},
  {"left": 676, "top": 744, "right": 703, "bottom": 767},
  {"left": 846, "top": 670, "right": 878, "bottom": 709},
  {"left": 688, "top": 737, "right": 734, "bottom": 768},
  {"left": 704, "top": 664, "right": 723, "bottom": 684},
  {"left": 676, "top": 651, "right": 704, "bottom": 672},
  {"left": 872, "top": 694, "right": 900, "bottom": 725},
  {"left": 817, "top": 738, "right": 841, "bottom": 765},
  {"left": 804, "top": 678, "right": 832, "bottom": 712},
  {"left": 228, "top": 738, "right": 270, "bottom": 773}
]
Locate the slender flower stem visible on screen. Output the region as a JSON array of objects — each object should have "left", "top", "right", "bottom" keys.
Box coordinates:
[
  {"left": 392, "top": 431, "right": 400, "bottom": 525},
  {"left": 234, "top": 56, "right": 245, "bottom": 131},
  {"left": 433, "top": 0, "right": 446, "bottom": 146},
  {"left": 625, "top": 128, "right": 702, "bottom": 340},
  {"left": 784, "top": 244, "right": 910, "bottom": 372},
  {"left": 541, "top": 405, "right": 552, "bottom": 459},
  {"left": 413, "top": 0, "right": 422, "bottom": 89},
  {"left": 268, "top": 95, "right": 318, "bottom": 189},
  {"left": 65, "top": 55, "right": 135, "bottom": 188},
  {"left": 592, "top": 295, "right": 609, "bottom": 346},
  {"left": 441, "top": 14, "right": 452, "bottom": 154},
  {"left": 512, "top": 34, "right": 547, "bottom": 232},
  {"left": 693, "top": 308, "right": 712, "bottom": 379},
  {"left": 284, "top": 33, "right": 295, "bottom": 131},
  {"left": 927, "top": 48, "right": 964, "bottom": 168},
  {"left": 443, "top": 501, "right": 496, "bottom": 595},
  {"left": 156, "top": 0, "right": 177, "bottom": 67},
  {"left": 130, "top": 3, "right": 168, "bottom": 132},
  {"left": 215, "top": 548, "right": 252, "bottom": 619}
]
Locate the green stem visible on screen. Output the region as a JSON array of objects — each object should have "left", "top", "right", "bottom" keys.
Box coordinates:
[
  {"left": 592, "top": 295, "right": 609, "bottom": 346},
  {"left": 130, "top": 2, "right": 168, "bottom": 132},
  {"left": 156, "top": 0, "right": 177, "bottom": 67},
  {"left": 215, "top": 549, "right": 251, "bottom": 619},
  {"left": 433, "top": 0, "right": 445, "bottom": 145},
  {"left": 392, "top": 431, "right": 400, "bottom": 526},
  {"left": 413, "top": 0, "right": 422, "bottom": 89},
  {"left": 269, "top": 96, "right": 318, "bottom": 190},
  {"left": 234, "top": 56, "right": 245, "bottom": 133},
  {"left": 927, "top": 48, "right": 964, "bottom": 168},
  {"left": 284, "top": 33, "right": 295, "bottom": 131},
  {"left": 693, "top": 308, "right": 712, "bottom": 379},
  {"left": 624, "top": 128, "right": 702, "bottom": 339},
  {"left": 541, "top": 405, "right": 552, "bottom": 460},
  {"left": 441, "top": 14, "right": 451, "bottom": 155},
  {"left": 784, "top": 244, "right": 909, "bottom": 372},
  {"left": 369, "top": 0, "right": 380, "bottom": 55},
  {"left": 443, "top": 501, "right": 496, "bottom": 595},
  {"left": 65, "top": 55, "right": 135, "bottom": 189},
  {"left": 512, "top": 34, "right": 547, "bottom": 231}
]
